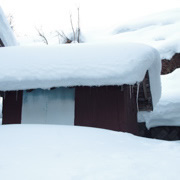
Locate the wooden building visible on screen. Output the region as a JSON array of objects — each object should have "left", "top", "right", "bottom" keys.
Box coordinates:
[{"left": 0, "top": 43, "right": 161, "bottom": 135}]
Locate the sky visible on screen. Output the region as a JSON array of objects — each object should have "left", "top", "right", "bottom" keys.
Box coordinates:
[{"left": 1, "top": 0, "right": 180, "bottom": 37}]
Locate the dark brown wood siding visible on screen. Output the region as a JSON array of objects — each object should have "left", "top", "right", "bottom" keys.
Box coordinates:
[
  {"left": 2, "top": 91, "right": 23, "bottom": 124},
  {"left": 75, "top": 86, "right": 138, "bottom": 135}
]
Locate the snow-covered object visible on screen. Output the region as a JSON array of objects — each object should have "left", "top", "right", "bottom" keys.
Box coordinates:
[
  {"left": 0, "top": 42, "right": 161, "bottom": 106},
  {"left": 21, "top": 88, "right": 75, "bottom": 125},
  {"left": 113, "top": 9, "right": 180, "bottom": 60},
  {"left": 138, "top": 69, "right": 180, "bottom": 129},
  {"left": 0, "top": 125, "right": 180, "bottom": 180},
  {"left": 0, "top": 6, "right": 17, "bottom": 46}
]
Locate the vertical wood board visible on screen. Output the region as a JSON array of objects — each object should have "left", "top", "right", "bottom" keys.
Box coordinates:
[{"left": 2, "top": 91, "right": 22, "bottom": 124}]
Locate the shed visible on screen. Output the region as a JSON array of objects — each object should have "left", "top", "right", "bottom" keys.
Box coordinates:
[{"left": 0, "top": 42, "right": 161, "bottom": 135}]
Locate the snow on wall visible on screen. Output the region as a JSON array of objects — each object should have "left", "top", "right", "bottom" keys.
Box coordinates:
[
  {"left": 112, "top": 9, "right": 180, "bottom": 60},
  {"left": 0, "top": 6, "right": 18, "bottom": 46},
  {"left": 138, "top": 69, "right": 180, "bottom": 129},
  {"left": 22, "top": 88, "right": 75, "bottom": 125}
]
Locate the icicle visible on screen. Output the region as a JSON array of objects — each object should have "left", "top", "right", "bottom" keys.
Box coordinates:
[
  {"left": 121, "top": 85, "right": 123, "bottom": 91},
  {"left": 129, "top": 86, "right": 132, "bottom": 99},
  {"left": 16, "top": 91, "right": 18, "bottom": 101},
  {"left": 136, "top": 83, "right": 140, "bottom": 112},
  {"left": 132, "top": 85, "right": 134, "bottom": 94},
  {"left": 4, "top": 92, "right": 6, "bottom": 100}
]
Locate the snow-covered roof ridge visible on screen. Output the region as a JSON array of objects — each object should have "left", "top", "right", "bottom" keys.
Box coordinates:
[
  {"left": 0, "top": 42, "right": 161, "bottom": 105},
  {"left": 112, "top": 8, "right": 180, "bottom": 60},
  {"left": 0, "top": 6, "right": 18, "bottom": 46}
]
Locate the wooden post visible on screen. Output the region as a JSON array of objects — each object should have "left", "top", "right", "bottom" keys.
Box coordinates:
[{"left": 2, "top": 91, "right": 23, "bottom": 124}]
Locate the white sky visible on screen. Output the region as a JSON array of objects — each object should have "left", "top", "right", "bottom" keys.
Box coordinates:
[{"left": 1, "top": 0, "right": 180, "bottom": 36}]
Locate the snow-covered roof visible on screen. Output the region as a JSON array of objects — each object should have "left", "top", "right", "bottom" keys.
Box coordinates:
[
  {"left": 0, "top": 42, "right": 161, "bottom": 106},
  {"left": 0, "top": 6, "right": 18, "bottom": 46},
  {"left": 139, "top": 68, "right": 180, "bottom": 129},
  {"left": 112, "top": 9, "right": 180, "bottom": 60}
]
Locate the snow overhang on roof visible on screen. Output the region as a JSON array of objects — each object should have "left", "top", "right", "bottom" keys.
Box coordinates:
[
  {"left": 0, "top": 42, "right": 161, "bottom": 106},
  {"left": 0, "top": 6, "right": 18, "bottom": 46},
  {"left": 113, "top": 8, "right": 180, "bottom": 60}
]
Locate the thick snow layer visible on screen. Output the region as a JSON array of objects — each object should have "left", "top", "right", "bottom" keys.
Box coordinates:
[
  {"left": 112, "top": 9, "right": 180, "bottom": 60},
  {"left": 138, "top": 69, "right": 180, "bottom": 129},
  {"left": 0, "top": 125, "right": 180, "bottom": 180},
  {"left": 0, "top": 43, "right": 161, "bottom": 106},
  {"left": 0, "top": 6, "right": 17, "bottom": 46}
]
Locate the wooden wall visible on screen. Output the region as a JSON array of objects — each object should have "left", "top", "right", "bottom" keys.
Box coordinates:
[
  {"left": 75, "top": 86, "right": 138, "bottom": 135},
  {"left": 1, "top": 86, "right": 138, "bottom": 135}
]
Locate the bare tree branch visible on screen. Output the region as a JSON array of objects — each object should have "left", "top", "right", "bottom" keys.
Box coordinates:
[
  {"left": 35, "top": 27, "right": 48, "bottom": 45},
  {"left": 55, "top": 7, "right": 82, "bottom": 44},
  {"left": 77, "top": 7, "right": 80, "bottom": 43},
  {"left": 70, "top": 13, "right": 76, "bottom": 42},
  {"left": 55, "top": 31, "right": 72, "bottom": 44},
  {"left": 55, "top": 31, "right": 61, "bottom": 44}
]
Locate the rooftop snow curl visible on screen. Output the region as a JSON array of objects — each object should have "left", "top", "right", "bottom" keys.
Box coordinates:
[{"left": 0, "top": 42, "right": 161, "bottom": 106}]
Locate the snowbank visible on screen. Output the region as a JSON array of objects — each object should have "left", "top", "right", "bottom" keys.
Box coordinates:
[
  {"left": 0, "top": 6, "right": 18, "bottom": 46},
  {"left": 0, "top": 42, "right": 161, "bottom": 105},
  {"left": 112, "top": 8, "right": 180, "bottom": 60},
  {"left": 139, "top": 69, "right": 180, "bottom": 129},
  {"left": 0, "top": 125, "right": 180, "bottom": 180}
]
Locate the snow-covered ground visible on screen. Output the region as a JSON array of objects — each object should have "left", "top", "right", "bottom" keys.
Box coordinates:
[
  {"left": 0, "top": 125, "right": 180, "bottom": 180},
  {"left": 139, "top": 69, "right": 180, "bottom": 129}
]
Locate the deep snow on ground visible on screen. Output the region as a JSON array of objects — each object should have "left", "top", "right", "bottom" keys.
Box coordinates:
[
  {"left": 139, "top": 69, "right": 180, "bottom": 129},
  {"left": 0, "top": 125, "right": 180, "bottom": 180}
]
